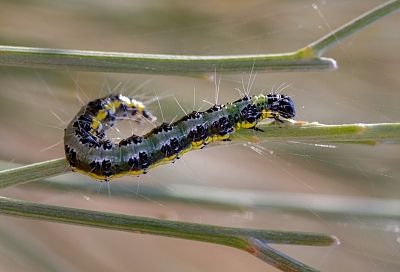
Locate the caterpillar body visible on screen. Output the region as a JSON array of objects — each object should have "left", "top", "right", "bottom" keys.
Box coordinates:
[{"left": 64, "top": 93, "right": 295, "bottom": 180}]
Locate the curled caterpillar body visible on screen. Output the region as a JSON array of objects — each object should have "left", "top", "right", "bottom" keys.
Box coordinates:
[{"left": 64, "top": 93, "right": 295, "bottom": 180}]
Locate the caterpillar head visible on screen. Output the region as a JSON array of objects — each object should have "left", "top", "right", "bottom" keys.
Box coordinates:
[{"left": 267, "top": 94, "right": 296, "bottom": 119}]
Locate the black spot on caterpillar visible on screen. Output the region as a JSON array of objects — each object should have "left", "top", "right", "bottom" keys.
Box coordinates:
[{"left": 64, "top": 93, "right": 295, "bottom": 180}]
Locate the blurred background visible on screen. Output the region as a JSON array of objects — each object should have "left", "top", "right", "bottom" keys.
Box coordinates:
[{"left": 0, "top": 0, "right": 399, "bottom": 271}]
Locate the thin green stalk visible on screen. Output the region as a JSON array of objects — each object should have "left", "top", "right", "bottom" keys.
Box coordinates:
[
  {"left": 0, "top": 122, "right": 398, "bottom": 189},
  {"left": 0, "top": 158, "right": 69, "bottom": 189},
  {"left": 0, "top": 2, "right": 398, "bottom": 75},
  {"left": 300, "top": 0, "right": 400, "bottom": 57},
  {"left": 0, "top": 196, "right": 336, "bottom": 272},
  {"left": 249, "top": 238, "right": 319, "bottom": 272},
  {"left": 0, "top": 45, "right": 335, "bottom": 74},
  {"left": 3, "top": 161, "right": 400, "bottom": 219},
  {"left": 232, "top": 121, "right": 400, "bottom": 143}
]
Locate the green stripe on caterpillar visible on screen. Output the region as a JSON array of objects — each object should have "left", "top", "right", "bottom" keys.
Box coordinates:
[{"left": 64, "top": 93, "right": 295, "bottom": 180}]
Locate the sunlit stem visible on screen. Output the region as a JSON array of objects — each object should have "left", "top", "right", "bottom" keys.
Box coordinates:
[{"left": 299, "top": 0, "right": 400, "bottom": 57}]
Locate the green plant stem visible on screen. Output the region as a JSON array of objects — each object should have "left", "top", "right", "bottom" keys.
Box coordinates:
[
  {"left": 0, "top": 158, "right": 69, "bottom": 189},
  {"left": 232, "top": 121, "right": 400, "bottom": 143},
  {"left": 0, "top": 2, "right": 398, "bottom": 75},
  {"left": 0, "top": 196, "right": 336, "bottom": 272},
  {"left": 301, "top": 0, "right": 400, "bottom": 57},
  {"left": 249, "top": 238, "right": 318, "bottom": 272},
  {"left": 0, "top": 122, "right": 398, "bottom": 189},
  {"left": 0, "top": 45, "right": 336, "bottom": 74},
  {"left": 2, "top": 161, "right": 400, "bottom": 220}
]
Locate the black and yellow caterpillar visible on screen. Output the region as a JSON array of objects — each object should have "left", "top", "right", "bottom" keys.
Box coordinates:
[{"left": 64, "top": 93, "right": 295, "bottom": 180}]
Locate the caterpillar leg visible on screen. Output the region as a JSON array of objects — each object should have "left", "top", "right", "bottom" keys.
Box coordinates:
[{"left": 252, "top": 127, "right": 264, "bottom": 132}]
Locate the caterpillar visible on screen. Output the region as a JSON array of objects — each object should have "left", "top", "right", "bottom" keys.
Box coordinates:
[{"left": 64, "top": 93, "right": 295, "bottom": 180}]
